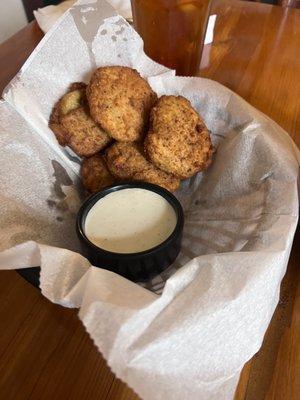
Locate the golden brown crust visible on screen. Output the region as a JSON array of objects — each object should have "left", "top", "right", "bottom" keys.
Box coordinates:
[
  {"left": 81, "top": 155, "right": 115, "bottom": 193},
  {"left": 105, "top": 142, "right": 180, "bottom": 192},
  {"left": 59, "top": 89, "right": 86, "bottom": 116},
  {"left": 87, "top": 66, "right": 157, "bottom": 142},
  {"left": 69, "top": 82, "right": 87, "bottom": 91},
  {"left": 49, "top": 82, "right": 87, "bottom": 147},
  {"left": 133, "top": 168, "right": 180, "bottom": 192},
  {"left": 105, "top": 142, "right": 149, "bottom": 179},
  {"left": 60, "top": 107, "right": 112, "bottom": 157},
  {"left": 144, "top": 95, "right": 214, "bottom": 178},
  {"left": 49, "top": 100, "right": 70, "bottom": 146}
]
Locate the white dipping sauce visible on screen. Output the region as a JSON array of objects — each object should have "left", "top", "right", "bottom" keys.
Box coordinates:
[{"left": 84, "top": 188, "right": 177, "bottom": 253}]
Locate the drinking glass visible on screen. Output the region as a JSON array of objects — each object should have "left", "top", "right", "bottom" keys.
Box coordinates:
[{"left": 131, "top": 0, "right": 212, "bottom": 76}]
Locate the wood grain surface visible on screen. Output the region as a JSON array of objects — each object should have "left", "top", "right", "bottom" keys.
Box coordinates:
[
  {"left": 0, "top": 1, "right": 299, "bottom": 399},
  {"left": 201, "top": 0, "right": 300, "bottom": 147}
]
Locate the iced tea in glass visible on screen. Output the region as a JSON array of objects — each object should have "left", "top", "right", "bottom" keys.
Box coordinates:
[{"left": 131, "top": 0, "right": 212, "bottom": 76}]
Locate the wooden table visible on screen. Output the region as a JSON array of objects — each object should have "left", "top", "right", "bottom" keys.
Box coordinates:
[{"left": 0, "top": 1, "right": 299, "bottom": 399}]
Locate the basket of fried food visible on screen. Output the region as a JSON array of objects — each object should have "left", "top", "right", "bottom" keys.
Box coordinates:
[{"left": 49, "top": 66, "right": 214, "bottom": 194}]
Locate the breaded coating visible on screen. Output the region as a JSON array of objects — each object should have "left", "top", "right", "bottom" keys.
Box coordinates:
[
  {"left": 49, "top": 82, "right": 87, "bottom": 146},
  {"left": 145, "top": 95, "right": 214, "bottom": 179},
  {"left": 60, "top": 107, "right": 111, "bottom": 157},
  {"left": 81, "top": 155, "right": 115, "bottom": 193},
  {"left": 59, "top": 88, "right": 86, "bottom": 116},
  {"left": 69, "top": 82, "right": 87, "bottom": 91},
  {"left": 49, "top": 101, "right": 69, "bottom": 146},
  {"left": 105, "top": 142, "right": 180, "bottom": 192},
  {"left": 87, "top": 66, "right": 157, "bottom": 142},
  {"left": 133, "top": 168, "right": 180, "bottom": 192},
  {"left": 105, "top": 142, "right": 149, "bottom": 179}
]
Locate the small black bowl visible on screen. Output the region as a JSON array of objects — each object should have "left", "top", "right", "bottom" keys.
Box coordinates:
[{"left": 76, "top": 181, "right": 184, "bottom": 282}]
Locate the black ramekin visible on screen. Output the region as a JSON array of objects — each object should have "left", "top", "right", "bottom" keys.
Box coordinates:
[{"left": 76, "top": 182, "right": 184, "bottom": 282}]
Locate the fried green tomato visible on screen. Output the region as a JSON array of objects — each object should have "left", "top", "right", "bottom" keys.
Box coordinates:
[
  {"left": 80, "top": 154, "right": 115, "bottom": 193},
  {"left": 105, "top": 142, "right": 180, "bottom": 192},
  {"left": 144, "top": 95, "right": 214, "bottom": 179},
  {"left": 60, "top": 107, "right": 111, "bottom": 157},
  {"left": 87, "top": 66, "right": 157, "bottom": 142},
  {"left": 49, "top": 83, "right": 111, "bottom": 157}
]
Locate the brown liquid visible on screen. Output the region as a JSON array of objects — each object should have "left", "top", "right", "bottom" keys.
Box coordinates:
[{"left": 131, "top": 0, "right": 211, "bottom": 76}]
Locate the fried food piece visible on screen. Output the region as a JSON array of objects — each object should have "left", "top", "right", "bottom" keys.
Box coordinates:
[
  {"left": 105, "top": 142, "right": 180, "bottom": 192},
  {"left": 105, "top": 142, "right": 149, "bottom": 179},
  {"left": 81, "top": 155, "right": 115, "bottom": 193},
  {"left": 60, "top": 107, "right": 111, "bottom": 157},
  {"left": 87, "top": 66, "right": 157, "bottom": 142},
  {"left": 49, "top": 82, "right": 87, "bottom": 146},
  {"left": 145, "top": 95, "right": 214, "bottom": 179},
  {"left": 49, "top": 83, "right": 111, "bottom": 157}
]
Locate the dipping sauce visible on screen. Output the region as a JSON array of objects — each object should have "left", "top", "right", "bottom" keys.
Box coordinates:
[{"left": 84, "top": 188, "right": 177, "bottom": 253}]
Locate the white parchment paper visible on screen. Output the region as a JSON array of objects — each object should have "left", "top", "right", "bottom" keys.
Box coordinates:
[
  {"left": 0, "top": 1, "right": 299, "bottom": 399},
  {"left": 34, "top": 0, "right": 132, "bottom": 34}
]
